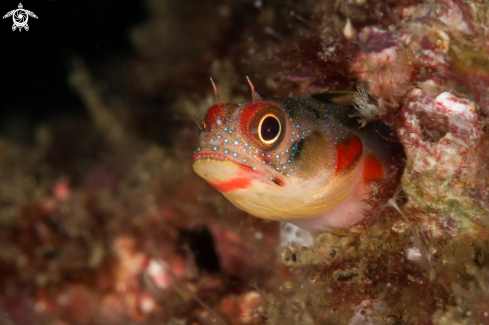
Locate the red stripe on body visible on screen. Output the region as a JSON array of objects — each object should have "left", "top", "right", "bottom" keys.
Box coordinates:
[
  {"left": 209, "top": 177, "right": 252, "bottom": 192},
  {"left": 363, "top": 153, "right": 384, "bottom": 183},
  {"left": 335, "top": 135, "right": 363, "bottom": 175}
]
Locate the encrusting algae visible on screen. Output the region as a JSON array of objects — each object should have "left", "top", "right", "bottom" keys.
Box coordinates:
[{"left": 2, "top": 0, "right": 489, "bottom": 324}]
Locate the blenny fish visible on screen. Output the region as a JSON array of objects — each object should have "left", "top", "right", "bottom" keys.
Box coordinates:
[{"left": 193, "top": 79, "right": 388, "bottom": 233}]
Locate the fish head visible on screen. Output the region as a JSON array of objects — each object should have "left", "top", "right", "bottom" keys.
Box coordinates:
[{"left": 193, "top": 96, "right": 366, "bottom": 222}]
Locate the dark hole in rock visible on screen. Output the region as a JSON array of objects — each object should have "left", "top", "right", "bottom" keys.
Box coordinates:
[
  {"left": 40, "top": 248, "right": 59, "bottom": 260},
  {"left": 179, "top": 226, "right": 221, "bottom": 273},
  {"left": 415, "top": 111, "right": 449, "bottom": 143},
  {"left": 385, "top": 315, "right": 404, "bottom": 325}
]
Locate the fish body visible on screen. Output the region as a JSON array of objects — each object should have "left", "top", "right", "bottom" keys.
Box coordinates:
[{"left": 193, "top": 94, "right": 386, "bottom": 232}]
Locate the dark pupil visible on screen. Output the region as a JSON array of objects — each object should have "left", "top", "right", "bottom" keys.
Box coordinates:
[{"left": 261, "top": 116, "right": 280, "bottom": 141}]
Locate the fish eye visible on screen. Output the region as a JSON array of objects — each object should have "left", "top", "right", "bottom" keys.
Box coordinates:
[{"left": 258, "top": 114, "right": 281, "bottom": 144}]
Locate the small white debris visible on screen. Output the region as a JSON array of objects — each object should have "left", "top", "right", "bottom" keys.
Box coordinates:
[
  {"left": 147, "top": 259, "right": 170, "bottom": 289},
  {"left": 406, "top": 247, "right": 422, "bottom": 262},
  {"left": 279, "top": 222, "right": 315, "bottom": 248},
  {"left": 343, "top": 18, "right": 356, "bottom": 40},
  {"left": 139, "top": 294, "right": 156, "bottom": 314},
  {"left": 348, "top": 299, "right": 388, "bottom": 325}
]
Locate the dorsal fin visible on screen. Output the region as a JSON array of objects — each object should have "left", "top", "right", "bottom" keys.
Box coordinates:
[
  {"left": 310, "top": 91, "right": 359, "bottom": 129},
  {"left": 311, "top": 91, "right": 356, "bottom": 106}
]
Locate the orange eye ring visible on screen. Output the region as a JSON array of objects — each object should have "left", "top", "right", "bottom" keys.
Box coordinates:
[{"left": 258, "top": 114, "right": 282, "bottom": 145}]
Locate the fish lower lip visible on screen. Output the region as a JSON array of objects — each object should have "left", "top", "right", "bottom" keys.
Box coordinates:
[{"left": 193, "top": 152, "right": 285, "bottom": 186}]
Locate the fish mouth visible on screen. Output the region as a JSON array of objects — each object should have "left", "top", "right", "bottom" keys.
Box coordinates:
[
  {"left": 193, "top": 151, "right": 285, "bottom": 187},
  {"left": 193, "top": 152, "right": 255, "bottom": 171}
]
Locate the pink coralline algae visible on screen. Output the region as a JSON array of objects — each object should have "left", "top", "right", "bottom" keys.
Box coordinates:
[
  {"left": 351, "top": 0, "right": 489, "bottom": 237},
  {"left": 273, "top": 0, "right": 489, "bottom": 323}
]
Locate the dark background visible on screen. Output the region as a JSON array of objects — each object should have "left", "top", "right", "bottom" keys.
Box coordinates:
[{"left": 0, "top": 0, "right": 147, "bottom": 141}]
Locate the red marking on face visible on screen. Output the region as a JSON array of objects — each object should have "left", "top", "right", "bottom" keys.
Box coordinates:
[
  {"left": 335, "top": 134, "right": 363, "bottom": 175},
  {"left": 240, "top": 101, "right": 271, "bottom": 125},
  {"left": 209, "top": 177, "right": 252, "bottom": 192},
  {"left": 363, "top": 153, "right": 384, "bottom": 183},
  {"left": 204, "top": 103, "right": 224, "bottom": 129}
]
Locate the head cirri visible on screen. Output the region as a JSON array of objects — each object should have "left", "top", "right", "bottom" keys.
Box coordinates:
[{"left": 192, "top": 78, "right": 385, "bottom": 232}]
